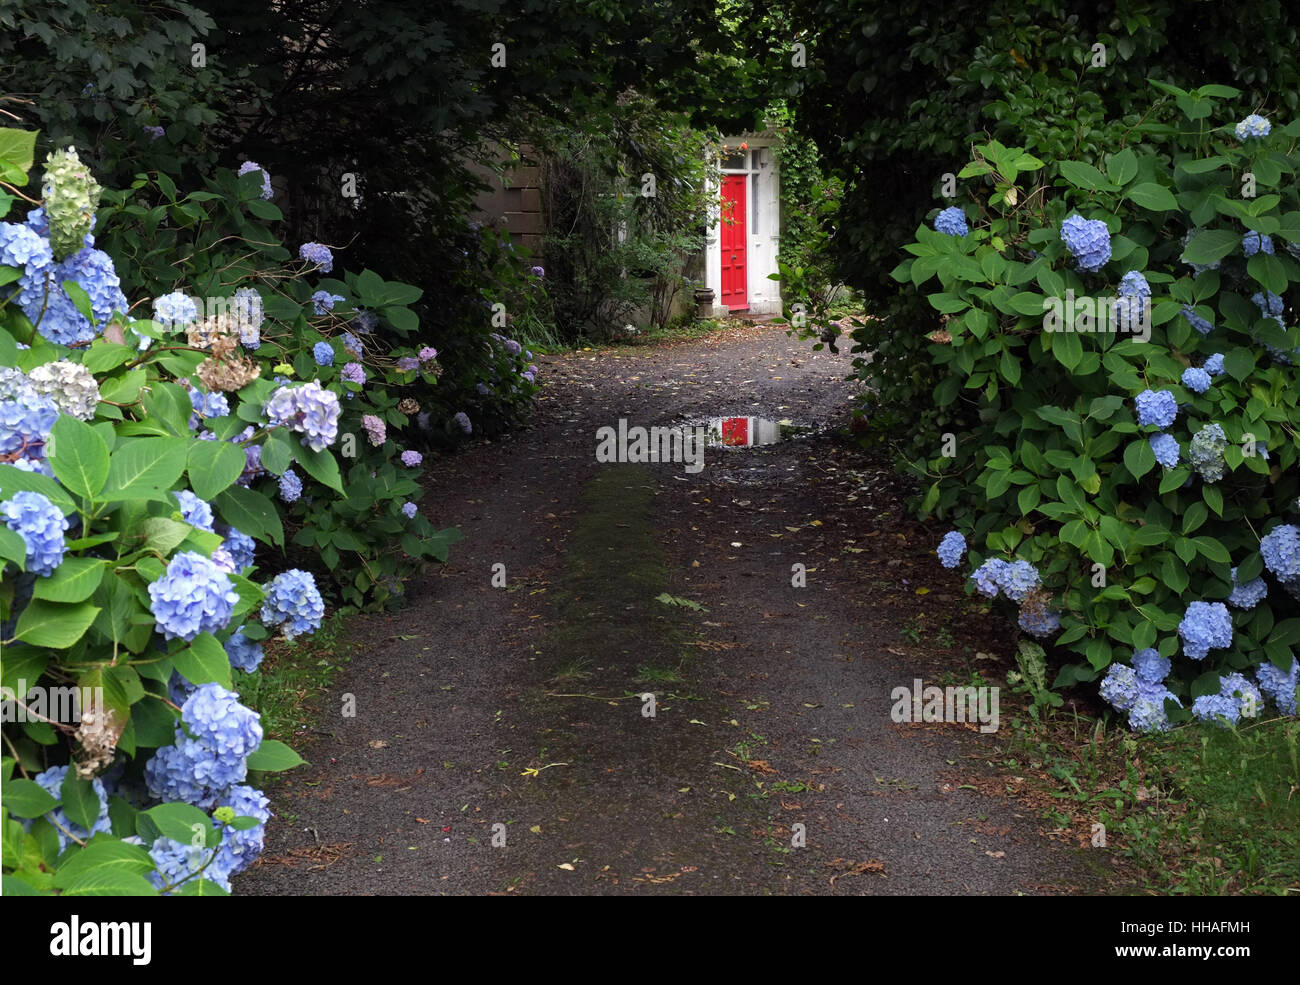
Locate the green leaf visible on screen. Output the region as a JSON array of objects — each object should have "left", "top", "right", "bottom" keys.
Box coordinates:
[
  {"left": 139, "top": 802, "right": 219, "bottom": 848},
  {"left": 1203, "top": 484, "right": 1223, "bottom": 516},
  {"left": 1124, "top": 438, "right": 1155, "bottom": 479},
  {"left": 0, "top": 464, "right": 76, "bottom": 514},
  {"left": 60, "top": 770, "right": 103, "bottom": 831},
  {"left": 246, "top": 739, "right": 305, "bottom": 772},
  {"left": 1182, "top": 229, "right": 1240, "bottom": 266},
  {"left": 186, "top": 439, "right": 246, "bottom": 501},
  {"left": 1050, "top": 331, "right": 1083, "bottom": 371},
  {"left": 82, "top": 341, "right": 134, "bottom": 374},
  {"left": 1193, "top": 537, "right": 1230, "bottom": 563},
  {"left": 136, "top": 516, "right": 193, "bottom": 555},
  {"left": 1106, "top": 148, "right": 1139, "bottom": 186},
  {"left": 295, "top": 445, "right": 345, "bottom": 495},
  {"left": 260, "top": 429, "right": 294, "bottom": 476},
  {"left": 102, "top": 437, "right": 188, "bottom": 502},
  {"left": 172, "top": 632, "right": 232, "bottom": 687},
  {"left": 215, "top": 486, "right": 284, "bottom": 548},
  {"left": 1247, "top": 253, "right": 1289, "bottom": 295},
  {"left": 14, "top": 600, "right": 101, "bottom": 648},
  {"left": 1126, "top": 182, "right": 1179, "bottom": 211},
  {"left": 0, "top": 127, "right": 37, "bottom": 174},
  {"left": 32, "top": 558, "right": 106, "bottom": 603},
  {"left": 1057, "top": 160, "right": 1107, "bottom": 191},
  {"left": 3, "top": 779, "right": 59, "bottom": 818},
  {"left": 53, "top": 838, "right": 155, "bottom": 888},
  {"left": 0, "top": 524, "right": 26, "bottom": 571}
]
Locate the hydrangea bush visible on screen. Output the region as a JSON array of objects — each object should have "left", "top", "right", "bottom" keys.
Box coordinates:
[
  {"left": 0, "top": 129, "right": 455, "bottom": 892},
  {"left": 900, "top": 85, "right": 1300, "bottom": 731},
  {"left": 89, "top": 147, "right": 465, "bottom": 609}
]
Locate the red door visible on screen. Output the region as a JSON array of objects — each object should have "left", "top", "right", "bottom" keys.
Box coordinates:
[
  {"left": 720, "top": 175, "right": 748, "bottom": 310},
  {"left": 720, "top": 416, "right": 750, "bottom": 446}
]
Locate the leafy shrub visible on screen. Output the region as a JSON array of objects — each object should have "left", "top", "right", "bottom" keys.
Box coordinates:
[
  {"left": 0, "top": 128, "right": 456, "bottom": 893},
  {"left": 84, "top": 156, "right": 466, "bottom": 610},
  {"left": 898, "top": 85, "right": 1300, "bottom": 731}
]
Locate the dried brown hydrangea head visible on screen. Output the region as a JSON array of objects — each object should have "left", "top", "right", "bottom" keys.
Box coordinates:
[
  {"left": 186, "top": 314, "right": 242, "bottom": 354},
  {"left": 74, "top": 704, "right": 121, "bottom": 780},
  {"left": 197, "top": 352, "right": 261, "bottom": 392},
  {"left": 397, "top": 398, "right": 420, "bottom": 415}
]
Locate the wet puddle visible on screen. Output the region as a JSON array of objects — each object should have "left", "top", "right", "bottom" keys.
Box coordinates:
[{"left": 690, "top": 416, "right": 816, "bottom": 449}]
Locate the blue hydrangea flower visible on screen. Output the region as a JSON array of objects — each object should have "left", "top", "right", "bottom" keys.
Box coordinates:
[
  {"left": 153, "top": 291, "right": 199, "bottom": 329},
  {"left": 232, "top": 286, "right": 264, "bottom": 348},
  {"left": 937, "top": 531, "right": 965, "bottom": 568},
  {"left": 971, "top": 558, "right": 1008, "bottom": 598},
  {"left": 213, "top": 784, "right": 271, "bottom": 875},
  {"left": 1219, "top": 672, "right": 1263, "bottom": 719},
  {"left": 312, "top": 341, "right": 335, "bottom": 365},
  {"left": 261, "top": 569, "right": 325, "bottom": 640},
  {"left": 1018, "top": 604, "right": 1060, "bottom": 638},
  {"left": 1135, "top": 389, "right": 1178, "bottom": 429},
  {"left": 1099, "top": 663, "right": 1140, "bottom": 712},
  {"left": 932, "top": 206, "right": 967, "bottom": 236},
  {"left": 148, "top": 836, "right": 234, "bottom": 894},
  {"left": 1227, "top": 566, "right": 1267, "bottom": 609},
  {"left": 278, "top": 468, "right": 302, "bottom": 504},
  {"left": 173, "top": 489, "right": 215, "bottom": 532},
  {"left": 209, "top": 546, "right": 237, "bottom": 575},
  {"left": 453, "top": 411, "right": 472, "bottom": 434},
  {"left": 997, "top": 560, "right": 1041, "bottom": 603},
  {"left": 341, "top": 332, "right": 362, "bottom": 354},
  {"left": 145, "top": 731, "right": 246, "bottom": 807},
  {"left": 1118, "top": 271, "right": 1150, "bottom": 298},
  {"left": 263, "top": 381, "right": 340, "bottom": 452},
  {"left": 20, "top": 765, "right": 112, "bottom": 853},
  {"left": 1178, "top": 601, "right": 1233, "bottom": 660},
  {"left": 0, "top": 381, "right": 58, "bottom": 474},
  {"left": 1235, "top": 114, "right": 1271, "bottom": 140},
  {"left": 341, "top": 362, "right": 366, "bottom": 385},
  {"left": 298, "top": 242, "right": 333, "bottom": 272},
  {"left": 0, "top": 222, "right": 55, "bottom": 314},
  {"left": 1129, "top": 686, "right": 1180, "bottom": 733},
  {"left": 312, "top": 291, "right": 344, "bottom": 315},
  {"left": 352, "top": 309, "right": 377, "bottom": 333},
  {"left": 1203, "top": 353, "right": 1224, "bottom": 376},
  {"left": 143, "top": 124, "right": 165, "bottom": 142},
  {"left": 183, "top": 683, "right": 263, "bottom": 761},
  {"left": 222, "top": 528, "right": 256, "bottom": 572},
  {"left": 1260, "top": 524, "right": 1300, "bottom": 580},
  {"left": 1251, "top": 290, "right": 1285, "bottom": 318},
  {"left": 26, "top": 246, "right": 130, "bottom": 345},
  {"left": 1180, "top": 305, "right": 1214, "bottom": 336},
  {"left": 1242, "top": 231, "right": 1274, "bottom": 257},
  {"left": 401, "top": 501, "right": 418, "bottom": 519},
  {"left": 1060, "top": 214, "right": 1111, "bottom": 272},
  {"left": 148, "top": 551, "right": 240, "bottom": 641},
  {"left": 1149, "top": 433, "right": 1180, "bottom": 468},
  {"left": 1181, "top": 367, "right": 1211, "bottom": 394},
  {"left": 225, "top": 628, "right": 264, "bottom": 673},
  {"left": 1132, "top": 648, "right": 1171, "bottom": 684},
  {"left": 237, "top": 161, "right": 273, "bottom": 200},
  {"left": 0, "top": 490, "right": 68, "bottom": 576},
  {"left": 1192, "top": 692, "right": 1240, "bottom": 727},
  {"left": 1187, "top": 423, "right": 1227, "bottom": 482},
  {"left": 396, "top": 356, "right": 419, "bottom": 372},
  {"left": 188, "top": 387, "right": 230, "bottom": 422},
  {"left": 400, "top": 450, "right": 422, "bottom": 467},
  {"left": 1256, "top": 657, "right": 1298, "bottom": 716}
]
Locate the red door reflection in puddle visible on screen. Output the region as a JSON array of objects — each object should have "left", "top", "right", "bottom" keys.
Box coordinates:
[{"left": 720, "top": 417, "right": 750, "bottom": 446}]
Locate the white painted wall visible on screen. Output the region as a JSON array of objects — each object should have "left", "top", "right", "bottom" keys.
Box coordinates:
[{"left": 705, "top": 137, "right": 782, "bottom": 316}]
